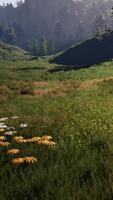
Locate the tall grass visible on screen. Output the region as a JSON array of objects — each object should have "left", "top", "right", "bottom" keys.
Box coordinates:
[{"left": 0, "top": 58, "right": 113, "bottom": 199}]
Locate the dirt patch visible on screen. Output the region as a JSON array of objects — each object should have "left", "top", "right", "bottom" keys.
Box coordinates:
[
  {"left": 79, "top": 77, "right": 113, "bottom": 90},
  {"left": 33, "top": 81, "right": 49, "bottom": 87},
  {"left": 33, "top": 76, "right": 113, "bottom": 97},
  {"left": 33, "top": 80, "right": 80, "bottom": 96}
]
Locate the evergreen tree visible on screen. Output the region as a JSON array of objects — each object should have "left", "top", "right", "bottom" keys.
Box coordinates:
[
  {"left": 12, "top": 22, "right": 25, "bottom": 47},
  {"left": 39, "top": 38, "right": 49, "bottom": 56},
  {"left": 48, "top": 40, "right": 55, "bottom": 54},
  {"left": 5, "top": 26, "right": 16, "bottom": 44},
  {"left": 28, "top": 39, "right": 39, "bottom": 55},
  {"left": 0, "top": 24, "right": 5, "bottom": 40}
]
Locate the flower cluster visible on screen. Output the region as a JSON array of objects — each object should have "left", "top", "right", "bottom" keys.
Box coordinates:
[
  {"left": 13, "top": 135, "right": 56, "bottom": 146},
  {"left": 0, "top": 141, "right": 10, "bottom": 147},
  {"left": 11, "top": 157, "right": 37, "bottom": 165},
  {"left": 7, "top": 149, "right": 20, "bottom": 155},
  {"left": 0, "top": 116, "right": 57, "bottom": 166}
]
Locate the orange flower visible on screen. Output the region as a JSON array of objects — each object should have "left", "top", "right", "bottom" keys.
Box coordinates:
[
  {"left": 41, "top": 135, "right": 53, "bottom": 141},
  {"left": 11, "top": 156, "right": 37, "bottom": 165},
  {"left": 37, "top": 140, "right": 56, "bottom": 146},
  {"left": 13, "top": 135, "right": 56, "bottom": 147},
  {"left": 0, "top": 128, "right": 4, "bottom": 132},
  {"left": 29, "top": 137, "right": 41, "bottom": 143},
  {"left": 24, "top": 156, "right": 37, "bottom": 163},
  {"left": 11, "top": 158, "right": 25, "bottom": 165},
  {"left": 13, "top": 136, "right": 24, "bottom": 143},
  {"left": 13, "top": 136, "right": 41, "bottom": 144},
  {"left": 0, "top": 136, "right": 6, "bottom": 141},
  {"left": 0, "top": 141, "right": 10, "bottom": 147},
  {"left": 7, "top": 149, "right": 20, "bottom": 155},
  {"left": 13, "top": 136, "right": 24, "bottom": 141}
]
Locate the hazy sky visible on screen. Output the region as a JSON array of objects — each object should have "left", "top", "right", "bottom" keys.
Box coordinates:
[{"left": 0, "top": 0, "right": 21, "bottom": 6}]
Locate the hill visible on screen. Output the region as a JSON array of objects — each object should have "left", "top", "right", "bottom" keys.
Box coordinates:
[
  {"left": 0, "top": 42, "right": 32, "bottom": 61},
  {"left": 52, "top": 31, "right": 113, "bottom": 68}
]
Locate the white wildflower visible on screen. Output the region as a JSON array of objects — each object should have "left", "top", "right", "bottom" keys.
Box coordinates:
[
  {"left": 20, "top": 124, "right": 28, "bottom": 128},
  {"left": 4, "top": 131, "right": 17, "bottom": 136},
  {"left": 0, "top": 124, "right": 7, "bottom": 129},
  {"left": 0, "top": 118, "right": 8, "bottom": 122},
  {"left": 11, "top": 116, "right": 19, "bottom": 119},
  {"left": 6, "top": 127, "right": 15, "bottom": 131}
]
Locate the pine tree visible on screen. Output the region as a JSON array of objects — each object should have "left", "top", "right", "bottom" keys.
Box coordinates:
[
  {"left": 0, "top": 24, "right": 5, "bottom": 40},
  {"left": 28, "top": 39, "right": 39, "bottom": 55},
  {"left": 5, "top": 26, "right": 16, "bottom": 44},
  {"left": 39, "top": 38, "right": 49, "bottom": 56},
  {"left": 48, "top": 40, "right": 55, "bottom": 54}
]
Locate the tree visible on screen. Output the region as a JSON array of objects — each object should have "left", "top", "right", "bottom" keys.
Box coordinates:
[
  {"left": 16, "top": 0, "right": 24, "bottom": 7},
  {"left": 0, "top": 24, "right": 5, "bottom": 40},
  {"left": 5, "top": 26, "right": 16, "bottom": 44},
  {"left": 48, "top": 40, "right": 55, "bottom": 54},
  {"left": 12, "top": 22, "right": 25, "bottom": 47},
  {"left": 27, "top": 39, "right": 39, "bottom": 56},
  {"left": 39, "top": 38, "right": 49, "bottom": 56}
]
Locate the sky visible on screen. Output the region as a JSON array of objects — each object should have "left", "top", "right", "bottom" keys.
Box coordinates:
[{"left": 0, "top": 0, "right": 22, "bottom": 6}]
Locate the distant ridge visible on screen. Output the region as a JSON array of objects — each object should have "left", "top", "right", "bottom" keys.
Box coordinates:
[{"left": 52, "top": 32, "right": 113, "bottom": 68}]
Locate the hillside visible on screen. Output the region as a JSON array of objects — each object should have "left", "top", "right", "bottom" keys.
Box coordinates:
[
  {"left": 52, "top": 31, "right": 113, "bottom": 68},
  {"left": 0, "top": 42, "right": 32, "bottom": 61}
]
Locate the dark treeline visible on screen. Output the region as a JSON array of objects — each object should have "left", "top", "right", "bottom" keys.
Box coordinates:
[{"left": 0, "top": 0, "right": 113, "bottom": 55}]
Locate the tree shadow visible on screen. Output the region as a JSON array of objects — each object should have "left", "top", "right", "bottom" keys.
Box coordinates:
[
  {"left": 51, "top": 32, "right": 113, "bottom": 71},
  {"left": 16, "top": 66, "right": 46, "bottom": 71}
]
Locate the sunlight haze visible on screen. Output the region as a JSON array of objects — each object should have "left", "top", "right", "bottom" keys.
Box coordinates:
[{"left": 0, "top": 0, "right": 22, "bottom": 6}]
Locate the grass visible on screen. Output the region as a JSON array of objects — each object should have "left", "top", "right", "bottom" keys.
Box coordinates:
[
  {"left": 1, "top": 58, "right": 113, "bottom": 82},
  {"left": 0, "top": 42, "right": 32, "bottom": 61},
  {"left": 1, "top": 55, "right": 113, "bottom": 199}
]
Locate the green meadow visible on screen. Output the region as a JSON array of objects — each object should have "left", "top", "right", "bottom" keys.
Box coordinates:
[{"left": 1, "top": 55, "right": 113, "bottom": 200}]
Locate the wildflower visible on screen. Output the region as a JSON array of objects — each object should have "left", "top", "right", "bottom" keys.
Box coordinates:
[
  {"left": 11, "top": 158, "right": 25, "bottom": 165},
  {"left": 41, "top": 135, "right": 53, "bottom": 141},
  {"left": 13, "top": 136, "right": 24, "bottom": 140},
  {"left": 0, "top": 123, "right": 5, "bottom": 126},
  {"left": 0, "top": 118, "right": 8, "bottom": 122},
  {"left": 18, "top": 139, "right": 29, "bottom": 144},
  {"left": 20, "top": 124, "right": 28, "bottom": 128},
  {"left": 29, "top": 137, "right": 41, "bottom": 143},
  {"left": 7, "top": 149, "right": 20, "bottom": 155},
  {"left": 0, "top": 124, "right": 7, "bottom": 129},
  {"left": 11, "top": 116, "right": 18, "bottom": 119},
  {"left": 13, "top": 136, "right": 41, "bottom": 144},
  {"left": 0, "top": 141, "right": 10, "bottom": 147},
  {"left": 13, "top": 136, "right": 24, "bottom": 142},
  {"left": 0, "top": 136, "right": 6, "bottom": 141},
  {"left": 37, "top": 140, "right": 56, "bottom": 146},
  {"left": 4, "top": 131, "right": 17, "bottom": 136},
  {"left": 24, "top": 157, "right": 37, "bottom": 164},
  {"left": 13, "top": 136, "right": 29, "bottom": 144},
  {"left": 6, "top": 127, "right": 15, "bottom": 131},
  {"left": 11, "top": 156, "right": 37, "bottom": 165},
  {"left": 0, "top": 128, "right": 4, "bottom": 132}
]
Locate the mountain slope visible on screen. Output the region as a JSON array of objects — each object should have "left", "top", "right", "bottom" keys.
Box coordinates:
[
  {"left": 52, "top": 32, "right": 113, "bottom": 68},
  {"left": 0, "top": 42, "right": 32, "bottom": 61}
]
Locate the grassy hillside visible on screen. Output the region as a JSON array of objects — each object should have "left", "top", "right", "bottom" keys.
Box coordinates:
[
  {"left": 0, "top": 42, "right": 32, "bottom": 61},
  {"left": 52, "top": 31, "right": 113, "bottom": 68},
  {"left": 1, "top": 51, "right": 113, "bottom": 199}
]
